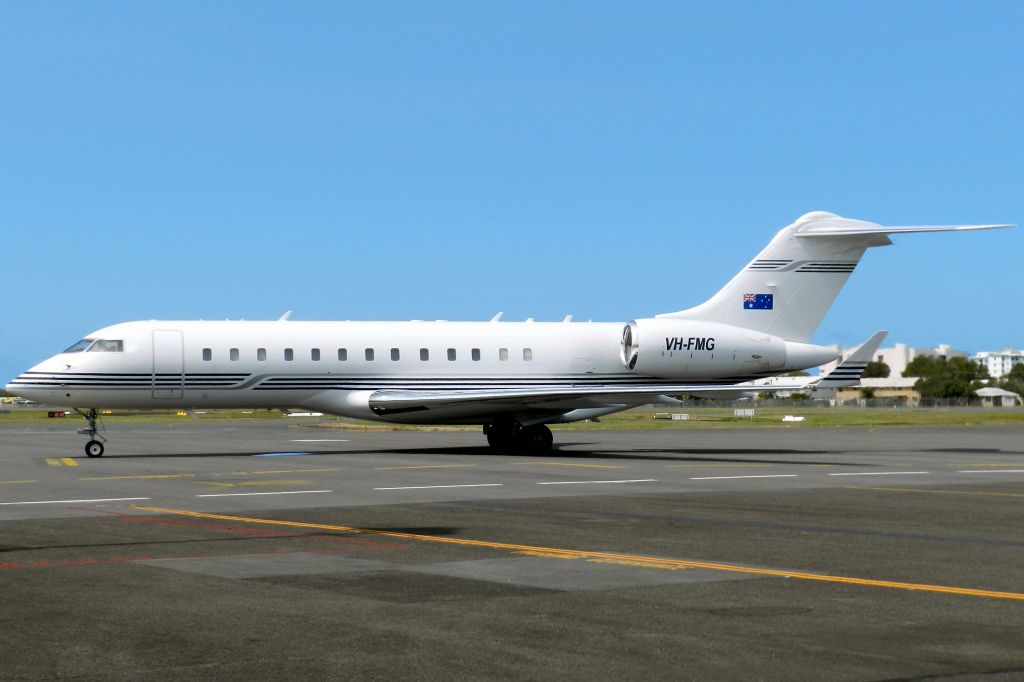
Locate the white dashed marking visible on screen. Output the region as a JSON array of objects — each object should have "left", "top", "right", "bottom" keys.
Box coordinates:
[
  {"left": 0, "top": 497, "right": 150, "bottom": 506},
  {"left": 689, "top": 474, "right": 798, "bottom": 481},
  {"left": 828, "top": 471, "right": 929, "bottom": 477},
  {"left": 536, "top": 479, "right": 657, "bottom": 486},
  {"left": 196, "top": 490, "right": 332, "bottom": 498},
  {"left": 957, "top": 469, "right": 1024, "bottom": 474},
  {"left": 374, "top": 483, "right": 504, "bottom": 491}
]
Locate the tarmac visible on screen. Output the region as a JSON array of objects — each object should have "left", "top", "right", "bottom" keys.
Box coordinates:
[{"left": 2, "top": 419, "right": 1024, "bottom": 680}]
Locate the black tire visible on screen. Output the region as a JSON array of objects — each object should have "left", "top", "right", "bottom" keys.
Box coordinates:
[
  {"left": 85, "top": 440, "right": 104, "bottom": 458},
  {"left": 516, "top": 425, "right": 553, "bottom": 453},
  {"left": 486, "top": 429, "right": 515, "bottom": 449}
]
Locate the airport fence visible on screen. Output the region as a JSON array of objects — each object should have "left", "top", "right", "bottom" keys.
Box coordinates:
[{"left": 667, "top": 397, "right": 1020, "bottom": 411}]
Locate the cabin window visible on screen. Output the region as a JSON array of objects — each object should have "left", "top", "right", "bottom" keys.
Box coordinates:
[
  {"left": 257, "top": 348, "right": 267, "bottom": 361},
  {"left": 202, "top": 348, "right": 212, "bottom": 362},
  {"left": 447, "top": 348, "right": 456, "bottom": 361},
  {"left": 391, "top": 348, "right": 400, "bottom": 361},
  {"left": 420, "top": 348, "right": 429, "bottom": 361},
  {"left": 229, "top": 348, "right": 239, "bottom": 361},
  {"left": 523, "top": 348, "right": 533, "bottom": 361},
  {"left": 88, "top": 339, "right": 124, "bottom": 352},
  {"left": 499, "top": 348, "right": 509, "bottom": 361},
  {"left": 311, "top": 348, "right": 320, "bottom": 361},
  {"left": 338, "top": 348, "right": 347, "bottom": 361},
  {"left": 471, "top": 348, "right": 481, "bottom": 361},
  {"left": 365, "top": 348, "right": 374, "bottom": 361},
  {"left": 63, "top": 339, "right": 95, "bottom": 353},
  {"left": 284, "top": 348, "right": 294, "bottom": 361}
]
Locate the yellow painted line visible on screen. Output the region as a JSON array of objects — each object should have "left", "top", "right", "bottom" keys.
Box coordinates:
[
  {"left": 0, "top": 480, "right": 37, "bottom": 485},
  {"left": 665, "top": 463, "right": 772, "bottom": 468},
  {"left": 60, "top": 458, "right": 79, "bottom": 467},
  {"left": 513, "top": 461, "right": 626, "bottom": 470},
  {"left": 130, "top": 505, "right": 1024, "bottom": 603},
  {"left": 80, "top": 474, "right": 196, "bottom": 481},
  {"left": 376, "top": 464, "right": 477, "bottom": 470},
  {"left": 848, "top": 486, "right": 1024, "bottom": 500},
  {"left": 587, "top": 557, "right": 689, "bottom": 571},
  {"left": 45, "top": 459, "right": 62, "bottom": 467},
  {"left": 198, "top": 479, "right": 310, "bottom": 489},
  {"left": 233, "top": 468, "right": 339, "bottom": 475}
]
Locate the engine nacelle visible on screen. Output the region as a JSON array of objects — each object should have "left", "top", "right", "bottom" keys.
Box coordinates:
[{"left": 620, "top": 319, "right": 836, "bottom": 380}]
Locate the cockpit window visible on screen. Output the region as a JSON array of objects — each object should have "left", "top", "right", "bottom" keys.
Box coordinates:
[
  {"left": 87, "top": 339, "right": 124, "bottom": 352},
  {"left": 63, "top": 339, "right": 95, "bottom": 353}
]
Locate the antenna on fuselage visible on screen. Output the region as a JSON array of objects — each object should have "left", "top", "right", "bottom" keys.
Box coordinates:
[
  {"left": 490, "top": 312, "right": 503, "bottom": 322},
  {"left": 278, "top": 310, "right": 293, "bottom": 322}
]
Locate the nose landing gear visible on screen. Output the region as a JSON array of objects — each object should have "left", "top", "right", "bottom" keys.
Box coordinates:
[{"left": 74, "top": 408, "right": 106, "bottom": 458}]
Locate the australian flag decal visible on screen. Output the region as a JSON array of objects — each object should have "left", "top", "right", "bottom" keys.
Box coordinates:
[{"left": 743, "top": 293, "right": 774, "bottom": 310}]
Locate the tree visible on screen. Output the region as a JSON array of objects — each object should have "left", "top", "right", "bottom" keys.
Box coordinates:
[
  {"left": 862, "top": 361, "right": 890, "bottom": 378},
  {"left": 903, "top": 356, "right": 989, "bottom": 399},
  {"left": 859, "top": 387, "right": 876, "bottom": 399},
  {"left": 999, "top": 363, "right": 1024, "bottom": 397}
]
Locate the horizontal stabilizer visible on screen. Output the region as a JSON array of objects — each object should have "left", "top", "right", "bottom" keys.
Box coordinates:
[
  {"left": 658, "top": 212, "right": 1011, "bottom": 342},
  {"left": 797, "top": 222, "right": 1012, "bottom": 237}
]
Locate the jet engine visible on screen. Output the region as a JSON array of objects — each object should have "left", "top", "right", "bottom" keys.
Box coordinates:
[{"left": 620, "top": 319, "right": 836, "bottom": 380}]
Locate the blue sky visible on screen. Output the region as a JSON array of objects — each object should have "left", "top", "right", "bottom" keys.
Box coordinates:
[{"left": 2, "top": 2, "right": 1021, "bottom": 380}]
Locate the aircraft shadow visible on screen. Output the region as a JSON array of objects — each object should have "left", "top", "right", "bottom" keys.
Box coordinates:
[
  {"left": 926, "top": 447, "right": 1023, "bottom": 455},
  {"left": 0, "top": 534, "right": 313, "bottom": 553},
  {"left": 102, "top": 445, "right": 863, "bottom": 467}
]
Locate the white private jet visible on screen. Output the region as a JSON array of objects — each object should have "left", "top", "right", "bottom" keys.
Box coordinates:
[{"left": 7, "top": 212, "right": 1009, "bottom": 457}]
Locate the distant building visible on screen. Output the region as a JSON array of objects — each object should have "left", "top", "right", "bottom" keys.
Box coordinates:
[
  {"left": 820, "top": 342, "right": 967, "bottom": 385},
  {"left": 975, "top": 387, "right": 1022, "bottom": 408},
  {"left": 875, "top": 343, "right": 967, "bottom": 378},
  {"left": 973, "top": 349, "right": 1024, "bottom": 379},
  {"left": 836, "top": 377, "right": 921, "bottom": 406}
]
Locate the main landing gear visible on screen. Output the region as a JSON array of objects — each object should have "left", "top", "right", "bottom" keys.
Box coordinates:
[
  {"left": 75, "top": 408, "right": 106, "bottom": 458},
  {"left": 483, "top": 419, "right": 554, "bottom": 453}
]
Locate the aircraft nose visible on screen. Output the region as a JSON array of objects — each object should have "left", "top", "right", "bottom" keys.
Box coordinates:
[{"left": 5, "top": 356, "right": 63, "bottom": 398}]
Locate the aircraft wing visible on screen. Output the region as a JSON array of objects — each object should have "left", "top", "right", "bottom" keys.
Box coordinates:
[
  {"left": 366, "top": 381, "right": 809, "bottom": 416},
  {"left": 810, "top": 330, "right": 888, "bottom": 388}
]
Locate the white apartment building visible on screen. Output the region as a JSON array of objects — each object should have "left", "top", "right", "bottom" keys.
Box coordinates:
[
  {"left": 973, "top": 349, "right": 1024, "bottom": 379},
  {"left": 874, "top": 343, "right": 967, "bottom": 379},
  {"left": 818, "top": 342, "right": 967, "bottom": 385}
]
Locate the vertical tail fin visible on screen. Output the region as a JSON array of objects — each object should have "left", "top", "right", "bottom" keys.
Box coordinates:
[{"left": 657, "top": 212, "right": 1009, "bottom": 342}]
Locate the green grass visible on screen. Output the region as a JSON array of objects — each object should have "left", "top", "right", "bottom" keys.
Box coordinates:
[
  {"left": 0, "top": 408, "right": 285, "bottom": 425},
  {"left": 552, "top": 407, "right": 1024, "bottom": 429},
  {"left": 2, "top": 406, "right": 1022, "bottom": 430}
]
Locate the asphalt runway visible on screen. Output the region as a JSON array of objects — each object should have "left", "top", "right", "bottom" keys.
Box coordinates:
[{"left": 2, "top": 419, "right": 1023, "bottom": 680}]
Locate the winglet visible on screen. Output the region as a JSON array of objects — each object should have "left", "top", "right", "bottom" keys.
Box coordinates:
[{"left": 812, "top": 330, "right": 888, "bottom": 388}]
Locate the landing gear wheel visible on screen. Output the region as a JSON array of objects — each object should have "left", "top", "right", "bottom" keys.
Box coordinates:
[
  {"left": 483, "top": 421, "right": 516, "bottom": 448},
  {"left": 85, "top": 440, "right": 105, "bottom": 458},
  {"left": 515, "top": 425, "right": 553, "bottom": 453},
  {"left": 484, "top": 420, "right": 517, "bottom": 450}
]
